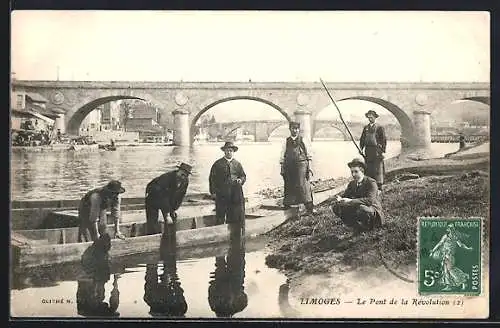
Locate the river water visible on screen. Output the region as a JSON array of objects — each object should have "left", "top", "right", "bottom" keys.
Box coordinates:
[
  {"left": 10, "top": 140, "right": 458, "bottom": 201},
  {"left": 10, "top": 140, "right": 461, "bottom": 318}
]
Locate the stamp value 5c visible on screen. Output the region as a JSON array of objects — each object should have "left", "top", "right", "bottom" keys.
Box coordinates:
[{"left": 418, "top": 217, "right": 482, "bottom": 296}]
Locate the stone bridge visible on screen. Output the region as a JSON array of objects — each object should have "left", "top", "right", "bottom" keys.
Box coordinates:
[
  {"left": 12, "top": 80, "right": 490, "bottom": 151},
  {"left": 206, "top": 120, "right": 367, "bottom": 141}
]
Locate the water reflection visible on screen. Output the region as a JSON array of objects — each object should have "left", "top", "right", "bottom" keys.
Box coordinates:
[
  {"left": 143, "top": 224, "right": 188, "bottom": 317},
  {"left": 12, "top": 141, "right": 424, "bottom": 200},
  {"left": 208, "top": 221, "right": 247, "bottom": 317},
  {"left": 278, "top": 279, "right": 300, "bottom": 317},
  {"left": 76, "top": 233, "right": 120, "bottom": 317}
]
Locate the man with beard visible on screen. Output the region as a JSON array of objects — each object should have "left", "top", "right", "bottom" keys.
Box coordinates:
[{"left": 209, "top": 141, "right": 247, "bottom": 225}]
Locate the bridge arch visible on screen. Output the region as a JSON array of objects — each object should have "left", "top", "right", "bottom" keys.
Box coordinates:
[
  {"left": 268, "top": 122, "right": 290, "bottom": 139},
  {"left": 460, "top": 96, "right": 490, "bottom": 106},
  {"left": 223, "top": 126, "right": 243, "bottom": 139},
  {"left": 190, "top": 96, "right": 292, "bottom": 144},
  {"left": 66, "top": 95, "right": 147, "bottom": 135},
  {"left": 313, "top": 123, "right": 350, "bottom": 141},
  {"left": 318, "top": 96, "right": 416, "bottom": 148}
]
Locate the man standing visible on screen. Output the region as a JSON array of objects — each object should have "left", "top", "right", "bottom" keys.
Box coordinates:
[
  {"left": 280, "top": 121, "right": 316, "bottom": 214},
  {"left": 359, "top": 110, "right": 387, "bottom": 191},
  {"left": 145, "top": 162, "right": 192, "bottom": 235},
  {"left": 78, "top": 180, "right": 126, "bottom": 242},
  {"left": 458, "top": 133, "right": 466, "bottom": 149},
  {"left": 331, "top": 158, "right": 383, "bottom": 233},
  {"left": 209, "top": 141, "right": 247, "bottom": 225}
]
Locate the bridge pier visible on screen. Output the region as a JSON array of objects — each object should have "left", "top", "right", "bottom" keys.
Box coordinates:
[
  {"left": 172, "top": 109, "right": 190, "bottom": 146},
  {"left": 294, "top": 110, "right": 312, "bottom": 143},
  {"left": 412, "top": 110, "right": 432, "bottom": 148},
  {"left": 55, "top": 113, "right": 66, "bottom": 134}
]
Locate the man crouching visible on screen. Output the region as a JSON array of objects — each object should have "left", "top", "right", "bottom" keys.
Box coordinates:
[{"left": 331, "top": 158, "right": 383, "bottom": 233}]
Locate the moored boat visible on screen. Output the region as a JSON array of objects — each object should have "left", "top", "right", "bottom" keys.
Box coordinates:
[
  {"left": 10, "top": 186, "right": 346, "bottom": 272},
  {"left": 11, "top": 208, "right": 285, "bottom": 270}
]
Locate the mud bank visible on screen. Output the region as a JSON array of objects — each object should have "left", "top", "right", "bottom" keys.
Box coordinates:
[{"left": 264, "top": 161, "right": 489, "bottom": 294}]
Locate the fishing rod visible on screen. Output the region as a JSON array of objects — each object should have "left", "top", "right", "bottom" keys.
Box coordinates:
[{"left": 319, "top": 78, "right": 365, "bottom": 158}]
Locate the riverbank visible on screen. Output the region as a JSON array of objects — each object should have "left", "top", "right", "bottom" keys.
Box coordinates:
[{"left": 263, "top": 152, "right": 489, "bottom": 300}]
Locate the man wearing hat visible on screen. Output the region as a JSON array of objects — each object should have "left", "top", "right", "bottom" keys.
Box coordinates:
[
  {"left": 280, "top": 121, "right": 316, "bottom": 214},
  {"left": 331, "top": 158, "right": 383, "bottom": 233},
  {"left": 209, "top": 141, "right": 247, "bottom": 225},
  {"left": 145, "top": 162, "right": 192, "bottom": 235},
  {"left": 78, "top": 180, "right": 127, "bottom": 242},
  {"left": 360, "top": 110, "right": 387, "bottom": 191}
]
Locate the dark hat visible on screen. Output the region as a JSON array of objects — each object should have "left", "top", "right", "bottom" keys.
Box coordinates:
[
  {"left": 289, "top": 121, "right": 300, "bottom": 128},
  {"left": 104, "top": 180, "right": 126, "bottom": 194},
  {"left": 176, "top": 162, "right": 193, "bottom": 174},
  {"left": 221, "top": 141, "right": 238, "bottom": 152},
  {"left": 365, "top": 110, "right": 379, "bottom": 118},
  {"left": 347, "top": 158, "right": 367, "bottom": 171}
]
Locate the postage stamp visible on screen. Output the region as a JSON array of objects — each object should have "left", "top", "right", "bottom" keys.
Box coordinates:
[{"left": 418, "top": 217, "right": 483, "bottom": 296}]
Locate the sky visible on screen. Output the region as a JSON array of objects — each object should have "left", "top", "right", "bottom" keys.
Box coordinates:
[
  {"left": 11, "top": 11, "right": 489, "bottom": 82},
  {"left": 11, "top": 11, "right": 490, "bottom": 123}
]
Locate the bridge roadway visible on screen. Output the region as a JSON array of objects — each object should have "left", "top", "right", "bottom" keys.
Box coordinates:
[{"left": 12, "top": 80, "right": 490, "bottom": 150}]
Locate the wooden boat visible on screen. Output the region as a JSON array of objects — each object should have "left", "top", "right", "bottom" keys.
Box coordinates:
[
  {"left": 10, "top": 185, "right": 346, "bottom": 272},
  {"left": 11, "top": 193, "right": 256, "bottom": 230},
  {"left": 11, "top": 209, "right": 286, "bottom": 271}
]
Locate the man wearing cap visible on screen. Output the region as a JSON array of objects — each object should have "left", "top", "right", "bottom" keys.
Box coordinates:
[
  {"left": 78, "top": 180, "right": 126, "bottom": 242},
  {"left": 209, "top": 142, "right": 247, "bottom": 225},
  {"left": 332, "top": 158, "right": 383, "bottom": 233},
  {"left": 145, "top": 162, "right": 192, "bottom": 235},
  {"left": 360, "top": 110, "right": 387, "bottom": 191},
  {"left": 280, "top": 121, "right": 316, "bottom": 214}
]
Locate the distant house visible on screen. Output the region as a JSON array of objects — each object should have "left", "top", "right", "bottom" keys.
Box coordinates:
[
  {"left": 125, "top": 118, "right": 161, "bottom": 131},
  {"left": 10, "top": 90, "right": 62, "bottom": 132}
]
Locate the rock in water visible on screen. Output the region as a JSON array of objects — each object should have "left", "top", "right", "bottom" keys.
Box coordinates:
[{"left": 396, "top": 173, "right": 420, "bottom": 181}]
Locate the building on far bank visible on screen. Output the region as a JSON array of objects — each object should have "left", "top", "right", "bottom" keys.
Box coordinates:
[{"left": 10, "top": 89, "right": 63, "bottom": 134}]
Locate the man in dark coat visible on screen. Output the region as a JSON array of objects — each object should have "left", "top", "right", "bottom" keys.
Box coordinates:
[
  {"left": 78, "top": 180, "right": 126, "bottom": 242},
  {"left": 332, "top": 158, "right": 384, "bottom": 233},
  {"left": 209, "top": 141, "right": 247, "bottom": 225},
  {"left": 359, "top": 110, "right": 387, "bottom": 191},
  {"left": 145, "top": 162, "right": 192, "bottom": 235},
  {"left": 280, "top": 121, "right": 316, "bottom": 214}
]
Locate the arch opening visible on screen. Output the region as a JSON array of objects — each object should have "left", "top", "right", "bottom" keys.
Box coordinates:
[
  {"left": 190, "top": 97, "right": 291, "bottom": 144},
  {"left": 461, "top": 96, "right": 490, "bottom": 106},
  {"left": 435, "top": 97, "right": 490, "bottom": 137},
  {"left": 315, "top": 96, "right": 415, "bottom": 148},
  {"left": 268, "top": 123, "right": 290, "bottom": 140},
  {"left": 66, "top": 96, "right": 146, "bottom": 135},
  {"left": 313, "top": 124, "right": 350, "bottom": 141}
]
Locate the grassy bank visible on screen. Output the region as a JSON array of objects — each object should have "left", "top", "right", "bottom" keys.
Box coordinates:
[{"left": 265, "top": 169, "right": 489, "bottom": 276}]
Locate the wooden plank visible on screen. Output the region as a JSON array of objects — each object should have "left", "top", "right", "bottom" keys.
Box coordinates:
[{"left": 10, "top": 193, "right": 232, "bottom": 209}]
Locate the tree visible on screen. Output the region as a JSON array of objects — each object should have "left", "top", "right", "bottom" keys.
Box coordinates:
[
  {"left": 209, "top": 114, "right": 216, "bottom": 124},
  {"left": 119, "top": 101, "right": 135, "bottom": 132}
]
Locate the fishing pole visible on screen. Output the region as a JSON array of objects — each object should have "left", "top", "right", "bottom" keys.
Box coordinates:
[{"left": 319, "top": 78, "right": 365, "bottom": 158}]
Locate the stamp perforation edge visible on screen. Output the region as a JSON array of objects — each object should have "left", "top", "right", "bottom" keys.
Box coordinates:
[{"left": 416, "top": 216, "right": 485, "bottom": 297}]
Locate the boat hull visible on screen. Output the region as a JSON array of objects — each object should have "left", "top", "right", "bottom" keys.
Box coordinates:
[{"left": 11, "top": 213, "right": 286, "bottom": 270}]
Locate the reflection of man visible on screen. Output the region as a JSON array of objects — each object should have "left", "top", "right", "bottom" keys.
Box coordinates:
[
  {"left": 209, "top": 142, "right": 246, "bottom": 225},
  {"left": 208, "top": 221, "right": 247, "bottom": 318},
  {"left": 77, "top": 233, "right": 120, "bottom": 317},
  {"left": 360, "top": 110, "right": 387, "bottom": 191},
  {"left": 145, "top": 163, "right": 191, "bottom": 235},
  {"left": 78, "top": 180, "right": 126, "bottom": 242},
  {"left": 280, "top": 121, "right": 316, "bottom": 214},
  {"left": 144, "top": 225, "right": 187, "bottom": 317},
  {"left": 331, "top": 158, "right": 383, "bottom": 233}
]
